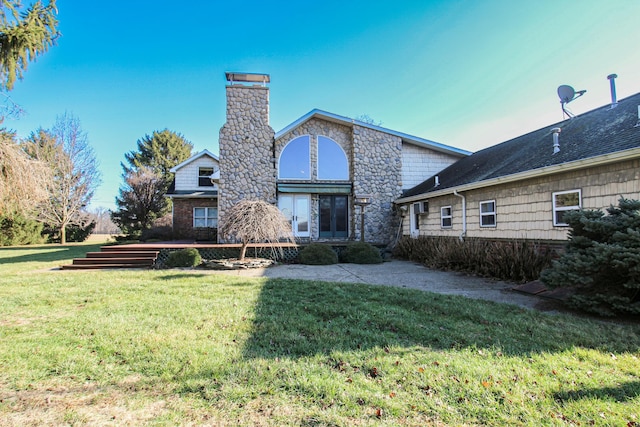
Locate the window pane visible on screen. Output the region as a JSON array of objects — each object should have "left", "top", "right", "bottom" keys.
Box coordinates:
[
  {"left": 442, "top": 207, "right": 451, "bottom": 216},
  {"left": 480, "top": 201, "right": 495, "bottom": 213},
  {"left": 442, "top": 218, "right": 452, "bottom": 227},
  {"left": 279, "top": 136, "right": 310, "bottom": 179},
  {"left": 555, "top": 192, "right": 579, "bottom": 208},
  {"left": 318, "top": 136, "right": 349, "bottom": 180},
  {"left": 481, "top": 215, "right": 496, "bottom": 226},
  {"left": 194, "top": 208, "right": 204, "bottom": 218}
]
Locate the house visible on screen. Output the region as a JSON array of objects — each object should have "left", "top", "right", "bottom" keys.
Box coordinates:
[
  {"left": 172, "top": 72, "right": 470, "bottom": 244},
  {"left": 395, "top": 89, "right": 640, "bottom": 244},
  {"left": 166, "top": 149, "right": 219, "bottom": 240}
]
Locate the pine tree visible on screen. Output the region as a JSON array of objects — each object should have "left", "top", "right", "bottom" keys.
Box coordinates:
[{"left": 541, "top": 198, "right": 640, "bottom": 316}]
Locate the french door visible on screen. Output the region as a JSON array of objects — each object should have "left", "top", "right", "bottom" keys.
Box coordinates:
[
  {"left": 278, "top": 195, "right": 310, "bottom": 238},
  {"left": 319, "top": 195, "right": 348, "bottom": 238}
]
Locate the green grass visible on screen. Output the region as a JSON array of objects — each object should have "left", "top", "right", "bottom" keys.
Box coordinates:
[{"left": 1, "top": 243, "right": 639, "bottom": 426}]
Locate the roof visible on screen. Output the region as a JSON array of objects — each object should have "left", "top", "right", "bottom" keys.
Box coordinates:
[
  {"left": 169, "top": 149, "right": 219, "bottom": 173},
  {"left": 275, "top": 109, "right": 471, "bottom": 157},
  {"left": 166, "top": 190, "right": 218, "bottom": 198},
  {"left": 398, "top": 92, "right": 640, "bottom": 202}
]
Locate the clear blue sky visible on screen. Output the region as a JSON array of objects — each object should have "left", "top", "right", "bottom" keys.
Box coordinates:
[{"left": 4, "top": 0, "right": 640, "bottom": 210}]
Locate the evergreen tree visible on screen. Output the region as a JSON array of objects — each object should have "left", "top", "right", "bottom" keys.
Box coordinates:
[
  {"left": 122, "top": 129, "right": 193, "bottom": 184},
  {"left": 0, "top": 0, "right": 59, "bottom": 91},
  {"left": 541, "top": 198, "right": 640, "bottom": 316},
  {"left": 112, "top": 129, "right": 192, "bottom": 237}
]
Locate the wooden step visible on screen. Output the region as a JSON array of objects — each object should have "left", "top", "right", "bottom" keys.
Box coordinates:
[
  {"left": 86, "top": 251, "right": 159, "bottom": 259},
  {"left": 71, "top": 257, "right": 155, "bottom": 266},
  {"left": 61, "top": 263, "right": 154, "bottom": 270}
]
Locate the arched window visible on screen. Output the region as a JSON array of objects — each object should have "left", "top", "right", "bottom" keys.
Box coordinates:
[
  {"left": 317, "top": 136, "right": 349, "bottom": 180},
  {"left": 279, "top": 135, "right": 310, "bottom": 179}
]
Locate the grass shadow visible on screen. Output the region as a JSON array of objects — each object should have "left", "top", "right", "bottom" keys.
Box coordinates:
[
  {"left": 242, "top": 279, "right": 640, "bottom": 359},
  {"left": 0, "top": 243, "right": 103, "bottom": 265},
  {"left": 554, "top": 381, "right": 640, "bottom": 403}
]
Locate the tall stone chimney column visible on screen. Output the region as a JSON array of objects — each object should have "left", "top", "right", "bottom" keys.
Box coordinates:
[{"left": 218, "top": 73, "right": 276, "bottom": 239}]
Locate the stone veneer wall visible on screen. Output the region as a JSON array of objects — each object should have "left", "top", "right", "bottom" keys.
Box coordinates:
[
  {"left": 275, "top": 119, "right": 404, "bottom": 244},
  {"left": 218, "top": 84, "right": 276, "bottom": 239},
  {"left": 172, "top": 198, "right": 217, "bottom": 239},
  {"left": 352, "top": 125, "right": 403, "bottom": 244}
]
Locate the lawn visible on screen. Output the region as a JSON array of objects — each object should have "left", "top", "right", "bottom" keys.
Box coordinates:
[{"left": 0, "top": 242, "right": 639, "bottom": 426}]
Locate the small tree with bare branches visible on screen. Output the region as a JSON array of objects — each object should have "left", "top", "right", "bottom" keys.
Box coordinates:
[{"left": 219, "top": 200, "right": 295, "bottom": 261}]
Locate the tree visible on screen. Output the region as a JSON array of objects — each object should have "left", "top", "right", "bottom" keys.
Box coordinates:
[
  {"left": 24, "top": 113, "right": 101, "bottom": 244},
  {"left": 123, "top": 129, "right": 193, "bottom": 184},
  {"left": 219, "top": 200, "right": 295, "bottom": 261},
  {"left": 0, "top": 128, "right": 50, "bottom": 215},
  {"left": 0, "top": 0, "right": 59, "bottom": 91},
  {"left": 541, "top": 198, "right": 640, "bottom": 316},
  {"left": 111, "top": 166, "right": 167, "bottom": 236},
  {"left": 113, "top": 129, "right": 193, "bottom": 233}
]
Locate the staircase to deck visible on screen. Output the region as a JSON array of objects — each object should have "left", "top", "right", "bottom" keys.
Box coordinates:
[{"left": 61, "top": 246, "right": 160, "bottom": 270}]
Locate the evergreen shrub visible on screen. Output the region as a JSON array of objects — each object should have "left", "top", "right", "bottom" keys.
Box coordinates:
[
  {"left": 298, "top": 243, "right": 338, "bottom": 265},
  {"left": 165, "top": 248, "right": 202, "bottom": 268},
  {"left": 340, "top": 242, "right": 383, "bottom": 264},
  {"left": 0, "top": 214, "right": 45, "bottom": 246},
  {"left": 541, "top": 198, "right": 640, "bottom": 317}
]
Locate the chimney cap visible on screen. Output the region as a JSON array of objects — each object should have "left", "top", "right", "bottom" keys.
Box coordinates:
[{"left": 225, "top": 72, "right": 270, "bottom": 84}]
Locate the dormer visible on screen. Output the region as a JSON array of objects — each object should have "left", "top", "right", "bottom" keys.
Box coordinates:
[{"left": 169, "top": 149, "right": 220, "bottom": 192}]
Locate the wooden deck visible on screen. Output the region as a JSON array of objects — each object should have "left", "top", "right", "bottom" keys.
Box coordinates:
[{"left": 61, "top": 241, "right": 300, "bottom": 270}]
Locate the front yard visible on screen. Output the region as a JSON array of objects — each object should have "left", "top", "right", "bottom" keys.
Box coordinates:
[{"left": 0, "top": 242, "right": 639, "bottom": 426}]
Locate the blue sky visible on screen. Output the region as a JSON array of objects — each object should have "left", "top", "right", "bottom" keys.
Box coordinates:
[{"left": 4, "top": 0, "right": 640, "bottom": 210}]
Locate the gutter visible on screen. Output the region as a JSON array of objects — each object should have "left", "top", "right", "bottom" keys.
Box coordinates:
[
  {"left": 453, "top": 190, "right": 466, "bottom": 242},
  {"left": 395, "top": 146, "right": 640, "bottom": 205}
]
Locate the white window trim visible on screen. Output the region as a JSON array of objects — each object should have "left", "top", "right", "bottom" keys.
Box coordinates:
[
  {"left": 552, "top": 189, "right": 582, "bottom": 226},
  {"left": 193, "top": 207, "right": 218, "bottom": 228},
  {"left": 198, "top": 167, "right": 215, "bottom": 187},
  {"left": 479, "top": 200, "right": 497, "bottom": 228},
  {"left": 441, "top": 206, "right": 453, "bottom": 229}
]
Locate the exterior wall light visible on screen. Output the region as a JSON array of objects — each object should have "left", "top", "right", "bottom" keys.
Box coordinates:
[{"left": 354, "top": 195, "right": 373, "bottom": 242}]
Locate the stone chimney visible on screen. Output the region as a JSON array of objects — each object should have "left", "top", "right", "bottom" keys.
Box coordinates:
[{"left": 218, "top": 73, "right": 276, "bottom": 238}]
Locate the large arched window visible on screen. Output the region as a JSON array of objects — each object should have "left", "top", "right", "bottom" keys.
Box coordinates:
[
  {"left": 279, "top": 135, "right": 310, "bottom": 179},
  {"left": 317, "top": 136, "right": 349, "bottom": 180}
]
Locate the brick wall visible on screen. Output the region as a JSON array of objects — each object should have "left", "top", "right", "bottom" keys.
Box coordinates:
[{"left": 172, "top": 198, "right": 217, "bottom": 239}]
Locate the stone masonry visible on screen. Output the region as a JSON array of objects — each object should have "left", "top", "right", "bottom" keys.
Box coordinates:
[{"left": 218, "top": 83, "right": 276, "bottom": 239}]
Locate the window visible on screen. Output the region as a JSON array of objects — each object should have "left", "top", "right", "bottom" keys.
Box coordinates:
[
  {"left": 193, "top": 207, "right": 217, "bottom": 227},
  {"left": 479, "top": 200, "right": 496, "bottom": 227},
  {"left": 441, "top": 206, "right": 452, "bottom": 228},
  {"left": 198, "top": 167, "right": 214, "bottom": 187},
  {"left": 279, "top": 135, "right": 310, "bottom": 179},
  {"left": 553, "top": 189, "right": 581, "bottom": 226},
  {"left": 317, "top": 136, "right": 349, "bottom": 180}
]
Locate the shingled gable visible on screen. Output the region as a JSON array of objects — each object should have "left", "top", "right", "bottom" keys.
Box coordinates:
[
  {"left": 398, "top": 92, "right": 640, "bottom": 203},
  {"left": 276, "top": 109, "right": 471, "bottom": 157},
  {"left": 169, "top": 149, "right": 219, "bottom": 173}
]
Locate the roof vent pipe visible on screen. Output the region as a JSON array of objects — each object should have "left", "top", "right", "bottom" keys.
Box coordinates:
[
  {"left": 607, "top": 74, "right": 618, "bottom": 108},
  {"left": 434, "top": 175, "right": 440, "bottom": 187},
  {"left": 551, "top": 127, "right": 561, "bottom": 154}
]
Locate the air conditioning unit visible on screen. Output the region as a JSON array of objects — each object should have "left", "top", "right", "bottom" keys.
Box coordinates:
[{"left": 413, "top": 201, "right": 429, "bottom": 214}]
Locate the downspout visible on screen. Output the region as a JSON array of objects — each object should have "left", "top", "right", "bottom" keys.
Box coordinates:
[{"left": 453, "top": 190, "right": 466, "bottom": 242}]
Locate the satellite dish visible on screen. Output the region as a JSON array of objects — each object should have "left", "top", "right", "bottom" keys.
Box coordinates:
[
  {"left": 557, "top": 84, "right": 587, "bottom": 118},
  {"left": 557, "top": 85, "right": 576, "bottom": 103}
]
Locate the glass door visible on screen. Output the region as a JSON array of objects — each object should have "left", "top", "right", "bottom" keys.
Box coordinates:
[
  {"left": 278, "top": 195, "right": 310, "bottom": 238},
  {"left": 319, "top": 195, "right": 348, "bottom": 238}
]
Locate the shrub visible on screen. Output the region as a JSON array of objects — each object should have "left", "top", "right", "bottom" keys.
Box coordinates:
[
  {"left": 340, "top": 242, "right": 383, "bottom": 264},
  {"left": 43, "top": 221, "right": 96, "bottom": 243},
  {"left": 0, "top": 213, "right": 45, "bottom": 246},
  {"left": 541, "top": 198, "right": 640, "bottom": 317},
  {"left": 393, "top": 236, "right": 552, "bottom": 283},
  {"left": 298, "top": 243, "right": 338, "bottom": 265},
  {"left": 165, "top": 248, "right": 202, "bottom": 268}
]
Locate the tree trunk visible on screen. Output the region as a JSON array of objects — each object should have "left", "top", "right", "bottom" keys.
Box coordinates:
[
  {"left": 239, "top": 242, "right": 248, "bottom": 261},
  {"left": 60, "top": 225, "right": 66, "bottom": 244}
]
